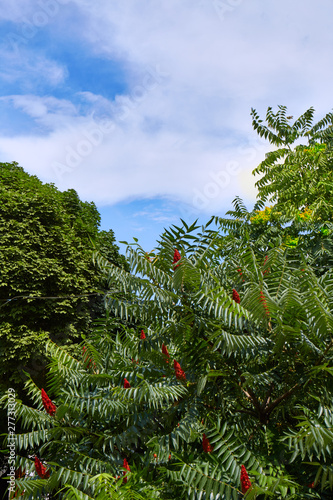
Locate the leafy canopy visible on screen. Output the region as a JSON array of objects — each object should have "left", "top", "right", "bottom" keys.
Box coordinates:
[
  {"left": 6, "top": 218, "right": 333, "bottom": 499},
  {"left": 3, "top": 107, "right": 333, "bottom": 499},
  {"left": 0, "top": 162, "right": 127, "bottom": 388}
]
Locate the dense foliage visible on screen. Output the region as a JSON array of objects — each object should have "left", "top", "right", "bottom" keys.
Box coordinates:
[
  {"left": 251, "top": 105, "right": 333, "bottom": 220},
  {"left": 1, "top": 107, "right": 333, "bottom": 499},
  {"left": 0, "top": 162, "right": 127, "bottom": 388},
  {"left": 6, "top": 220, "right": 333, "bottom": 498}
]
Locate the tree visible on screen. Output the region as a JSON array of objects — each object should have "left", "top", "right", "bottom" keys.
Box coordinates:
[
  {"left": 0, "top": 162, "right": 127, "bottom": 388},
  {"left": 251, "top": 105, "right": 333, "bottom": 220},
  {"left": 6, "top": 219, "right": 333, "bottom": 499},
  {"left": 4, "top": 107, "right": 333, "bottom": 499},
  {"left": 213, "top": 106, "right": 333, "bottom": 279}
]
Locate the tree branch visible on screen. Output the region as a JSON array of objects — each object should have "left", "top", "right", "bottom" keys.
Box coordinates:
[{"left": 265, "top": 383, "right": 299, "bottom": 416}]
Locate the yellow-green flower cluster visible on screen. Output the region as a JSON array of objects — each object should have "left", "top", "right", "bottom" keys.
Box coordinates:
[
  {"left": 320, "top": 227, "right": 330, "bottom": 236},
  {"left": 297, "top": 207, "right": 312, "bottom": 221},
  {"left": 250, "top": 207, "right": 272, "bottom": 225},
  {"left": 303, "top": 143, "right": 326, "bottom": 155},
  {"left": 284, "top": 235, "right": 299, "bottom": 248}
]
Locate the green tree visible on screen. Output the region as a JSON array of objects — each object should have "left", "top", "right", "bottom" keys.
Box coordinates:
[
  {"left": 0, "top": 162, "right": 126, "bottom": 388},
  {"left": 4, "top": 107, "right": 333, "bottom": 499},
  {"left": 5, "top": 219, "right": 333, "bottom": 499},
  {"left": 214, "top": 106, "right": 333, "bottom": 277},
  {"left": 251, "top": 105, "right": 333, "bottom": 220}
]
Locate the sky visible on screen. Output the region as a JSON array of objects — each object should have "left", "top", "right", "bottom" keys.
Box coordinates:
[{"left": 1, "top": 0, "right": 333, "bottom": 251}]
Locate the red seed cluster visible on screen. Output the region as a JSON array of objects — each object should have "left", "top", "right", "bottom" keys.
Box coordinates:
[
  {"left": 259, "top": 291, "right": 270, "bottom": 316},
  {"left": 124, "top": 378, "right": 131, "bottom": 388},
  {"left": 237, "top": 268, "right": 245, "bottom": 282},
  {"left": 202, "top": 433, "right": 213, "bottom": 453},
  {"left": 263, "top": 255, "right": 270, "bottom": 275},
  {"left": 34, "top": 457, "right": 50, "bottom": 479},
  {"left": 240, "top": 465, "right": 252, "bottom": 494},
  {"left": 162, "top": 343, "right": 170, "bottom": 363},
  {"left": 123, "top": 458, "right": 131, "bottom": 484},
  {"left": 15, "top": 466, "right": 25, "bottom": 479},
  {"left": 13, "top": 467, "right": 26, "bottom": 498},
  {"left": 174, "top": 359, "right": 186, "bottom": 381},
  {"left": 41, "top": 389, "right": 56, "bottom": 416},
  {"left": 232, "top": 289, "right": 240, "bottom": 303},
  {"left": 173, "top": 249, "right": 181, "bottom": 269},
  {"left": 140, "top": 329, "right": 146, "bottom": 339}
]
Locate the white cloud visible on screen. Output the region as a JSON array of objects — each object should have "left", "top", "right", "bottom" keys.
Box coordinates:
[
  {"left": 0, "top": 46, "right": 67, "bottom": 89},
  {"left": 1, "top": 0, "right": 333, "bottom": 215},
  {"left": 1, "top": 94, "right": 76, "bottom": 119}
]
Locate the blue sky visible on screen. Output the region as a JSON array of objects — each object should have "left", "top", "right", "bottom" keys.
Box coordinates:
[{"left": 1, "top": 0, "right": 333, "bottom": 252}]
